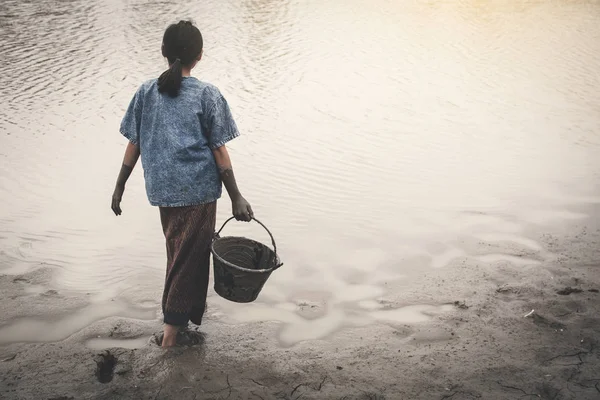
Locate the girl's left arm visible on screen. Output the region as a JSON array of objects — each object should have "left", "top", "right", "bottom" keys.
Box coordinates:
[
  {"left": 212, "top": 145, "right": 253, "bottom": 221},
  {"left": 111, "top": 141, "right": 140, "bottom": 216}
]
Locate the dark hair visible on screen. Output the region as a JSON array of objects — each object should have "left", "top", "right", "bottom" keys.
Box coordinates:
[{"left": 157, "top": 20, "right": 203, "bottom": 97}]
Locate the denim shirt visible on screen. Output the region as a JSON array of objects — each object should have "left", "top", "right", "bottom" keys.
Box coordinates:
[{"left": 120, "top": 77, "right": 239, "bottom": 207}]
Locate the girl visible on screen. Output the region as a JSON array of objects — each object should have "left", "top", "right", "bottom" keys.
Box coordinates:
[{"left": 111, "top": 20, "right": 253, "bottom": 348}]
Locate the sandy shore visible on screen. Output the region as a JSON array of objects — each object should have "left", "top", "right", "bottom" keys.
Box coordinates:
[{"left": 1, "top": 210, "right": 599, "bottom": 400}]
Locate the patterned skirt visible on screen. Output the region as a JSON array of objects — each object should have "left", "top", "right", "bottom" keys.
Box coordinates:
[{"left": 159, "top": 202, "right": 217, "bottom": 326}]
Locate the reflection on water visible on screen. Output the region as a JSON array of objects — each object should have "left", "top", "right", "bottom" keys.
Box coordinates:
[
  {"left": 0, "top": 0, "right": 599, "bottom": 345},
  {"left": 214, "top": 293, "right": 454, "bottom": 346},
  {"left": 0, "top": 301, "right": 156, "bottom": 345}
]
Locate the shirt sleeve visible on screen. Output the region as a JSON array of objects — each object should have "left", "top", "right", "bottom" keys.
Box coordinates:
[
  {"left": 119, "top": 86, "right": 144, "bottom": 145},
  {"left": 205, "top": 92, "right": 240, "bottom": 149}
]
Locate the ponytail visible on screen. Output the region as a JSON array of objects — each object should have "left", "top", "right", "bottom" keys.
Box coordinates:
[
  {"left": 158, "top": 58, "right": 183, "bottom": 97},
  {"left": 157, "top": 21, "right": 203, "bottom": 98}
]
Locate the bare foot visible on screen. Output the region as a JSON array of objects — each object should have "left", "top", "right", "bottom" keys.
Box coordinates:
[{"left": 161, "top": 324, "right": 179, "bottom": 348}]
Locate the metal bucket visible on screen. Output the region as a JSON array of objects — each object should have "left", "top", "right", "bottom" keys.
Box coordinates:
[{"left": 211, "top": 217, "right": 283, "bottom": 303}]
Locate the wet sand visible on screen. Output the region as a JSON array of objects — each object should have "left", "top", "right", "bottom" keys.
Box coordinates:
[{"left": 1, "top": 211, "right": 599, "bottom": 400}]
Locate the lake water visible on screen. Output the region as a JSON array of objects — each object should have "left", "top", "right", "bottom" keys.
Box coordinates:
[{"left": 0, "top": 0, "right": 599, "bottom": 346}]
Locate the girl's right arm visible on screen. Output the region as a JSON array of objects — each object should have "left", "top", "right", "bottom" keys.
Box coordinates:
[{"left": 111, "top": 141, "right": 140, "bottom": 216}]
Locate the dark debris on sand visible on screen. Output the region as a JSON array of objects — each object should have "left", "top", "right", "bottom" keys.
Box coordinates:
[{"left": 557, "top": 287, "right": 584, "bottom": 295}]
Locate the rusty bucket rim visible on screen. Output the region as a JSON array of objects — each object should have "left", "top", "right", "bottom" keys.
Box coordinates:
[
  {"left": 211, "top": 235, "right": 281, "bottom": 274},
  {"left": 211, "top": 217, "right": 283, "bottom": 274}
]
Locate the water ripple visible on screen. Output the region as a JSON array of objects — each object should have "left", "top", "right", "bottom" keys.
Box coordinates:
[{"left": 0, "top": 0, "right": 599, "bottom": 345}]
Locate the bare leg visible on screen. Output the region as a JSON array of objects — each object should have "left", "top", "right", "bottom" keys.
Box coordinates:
[{"left": 162, "top": 324, "right": 179, "bottom": 348}]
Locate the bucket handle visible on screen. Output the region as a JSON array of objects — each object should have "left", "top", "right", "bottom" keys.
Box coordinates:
[{"left": 215, "top": 217, "right": 280, "bottom": 258}]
